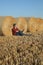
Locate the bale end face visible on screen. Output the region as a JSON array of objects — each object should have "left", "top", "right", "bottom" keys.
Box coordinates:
[
  {"left": 2, "top": 16, "right": 17, "bottom": 36},
  {"left": 28, "top": 17, "right": 43, "bottom": 33},
  {"left": 16, "top": 17, "right": 27, "bottom": 33}
]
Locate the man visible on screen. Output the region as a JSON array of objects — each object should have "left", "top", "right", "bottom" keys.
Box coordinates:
[{"left": 12, "top": 24, "right": 23, "bottom": 36}]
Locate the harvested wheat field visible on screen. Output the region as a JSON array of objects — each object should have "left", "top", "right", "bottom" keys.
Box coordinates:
[
  {"left": 0, "top": 32, "right": 43, "bottom": 65},
  {"left": 0, "top": 16, "right": 43, "bottom": 65}
]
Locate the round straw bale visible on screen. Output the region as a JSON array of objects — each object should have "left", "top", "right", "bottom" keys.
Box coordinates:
[
  {"left": 16, "top": 17, "right": 27, "bottom": 33},
  {"left": 0, "top": 16, "right": 5, "bottom": 35},
  {"left": 37, "top": 18, "right": 43, "bottom": 32},
  {"left": 27, "top": 17, "right": 39, "bottom": 33},
  {"left": 2, "top": 16, "right": 17, "bottom": 36},
  {"left": 28, "top": 17, "right": 43, "bottom": 33}
]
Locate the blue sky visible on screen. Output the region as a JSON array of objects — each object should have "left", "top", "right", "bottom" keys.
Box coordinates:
[{"left": 0, "top": 0, "right": 43, "bottom": 18}]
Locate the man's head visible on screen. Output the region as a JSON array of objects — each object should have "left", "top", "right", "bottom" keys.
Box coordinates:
[{"left": 13, "top": 24, "right": 16, "bottom": 27}]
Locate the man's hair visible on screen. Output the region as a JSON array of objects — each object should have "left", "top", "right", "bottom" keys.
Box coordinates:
[{"left": 13, "top": 24, "right": 16, "bottom": 26}]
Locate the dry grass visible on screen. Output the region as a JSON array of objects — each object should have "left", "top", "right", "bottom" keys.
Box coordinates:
[{"left": 0, "top": 33, "right": 43, "bottom": 65}]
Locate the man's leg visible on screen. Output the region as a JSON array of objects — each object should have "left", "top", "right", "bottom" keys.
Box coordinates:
[
  {"left": 16, "top": 31, "right": 24, "bottom": 36},
  {"left": 18, "top": 31, "right": 23, "bottom": 36},
  {"left": 16, "top": 32, "right": 20, "bottom": 35}
]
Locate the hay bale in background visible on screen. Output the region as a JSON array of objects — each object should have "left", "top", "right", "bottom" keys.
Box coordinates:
[
  {"left": 2, "top": 16, "right": 17, "bottom": 36},
  {"left": 0, "top": 16, "right": 43, "bottom": 36},
  {"left": 27, "top": 17, "right": 38, "bottom": 32},
  {"left": 16, "top": 17, "right": 27, "bottom": 33},
  {"left": 37, "top": 18, "right": 43, "bottom": 32},
  {"left": 27, "top": 17, "right": 43, "bottom": 33},
  {"left": 0, "top": 16, "right": 5, "bottom": 35}
]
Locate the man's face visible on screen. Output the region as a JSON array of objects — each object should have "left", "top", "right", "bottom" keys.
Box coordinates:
[
  {"left": 13, "top": 24, "right": 17, "bottom": 28},
  {"left": 13, "top": 25, "right": 15, "bottom": 27},
  {"left": 15, "top": 25, "right": 17, "bottom": 27}
]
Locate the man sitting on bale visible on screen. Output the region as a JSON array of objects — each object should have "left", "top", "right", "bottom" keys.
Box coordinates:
[{"left": 12, "top": 24, "right": 23, "bottom": 36}]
